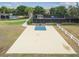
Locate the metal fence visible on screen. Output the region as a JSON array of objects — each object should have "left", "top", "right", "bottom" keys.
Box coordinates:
[{"left": 57, "top": 24, "right": 79, "bottom": 46}]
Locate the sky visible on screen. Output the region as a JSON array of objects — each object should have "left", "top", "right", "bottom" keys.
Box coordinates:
[{"left": 0, "top": 2, "right": 78, "bottom": 8}]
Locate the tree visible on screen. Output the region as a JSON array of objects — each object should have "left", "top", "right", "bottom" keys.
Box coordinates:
[
  {"left": 67, "top": 5, "right": 78, "bottom": 18},
  {"left": 75, "top": 2, "right": 79, "bottom": 18},
  {"left": 0, "top": 6, "right": 8, "bottom": 13},
  {"left": 0, "top": 6, "right": 11, "bottom": 19},
  {"left": 50, "top": 6, "right": 67, "bottom": 17},
  {"left": 16, "top": 5, "right": 27, "bottom": 15},
  {"left": 0, "top": 6, "right": 15, "bottom": 14},
  {"left": 25, "top": 7, "right": 34, "bottom": 18},
  {"left": 0, "top": 8, "right": 2, "bottom": 12},
  {"left": 50, "top": 7, "right": 56, "bottom": 16},
  {"left": 66, "top": 2, "right": 79, "bottom": 18},
  {"left": 33, "top": 6, "right": 45, "bottom": 15}
]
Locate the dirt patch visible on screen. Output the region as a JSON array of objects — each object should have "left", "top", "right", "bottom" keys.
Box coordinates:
[
  {"left": 0, "top": 25, "right": 24, "bottom": 54},
  {"left": 54, "top": 26, "right": 79, "bottom": 53}
]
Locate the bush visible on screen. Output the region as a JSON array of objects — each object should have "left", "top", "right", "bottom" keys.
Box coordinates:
[{"left": 27, "top": 19, "right": 32, "bottom": 25}]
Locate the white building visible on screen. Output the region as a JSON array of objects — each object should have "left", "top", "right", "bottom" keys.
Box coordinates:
[
  {"left": 37, "top": 14, "right": 44, "bottom": 19},
  {"left": 0, "top": 13, "right": 17, "bottom": 19}
]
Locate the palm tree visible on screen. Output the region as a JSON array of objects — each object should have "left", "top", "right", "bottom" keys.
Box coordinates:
[
  {"left": 76, "top": 2, "right": 79, "bottom": 18},
  {"left": 25, "top": 7, "right": 34, "bottom": 18}
]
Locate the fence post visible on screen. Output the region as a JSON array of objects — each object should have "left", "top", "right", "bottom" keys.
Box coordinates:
[
  {"left": 70, "top": 35, "right": 74, "bottom": 39},
  {"left": 56, "top": 24, "right": 79, "bottom": 46},
  {"left": 78, "top": 40, "right": 79, "bottom": 46}
]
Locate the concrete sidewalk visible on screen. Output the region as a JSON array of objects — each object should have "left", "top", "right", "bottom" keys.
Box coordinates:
[{"left": 6, "top": 25, "right": 76, "bottom": 54}]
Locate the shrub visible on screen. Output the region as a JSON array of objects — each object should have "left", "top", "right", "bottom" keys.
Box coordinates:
[{"left": 27, "top": 19, "right": 32, "bottom": 25}]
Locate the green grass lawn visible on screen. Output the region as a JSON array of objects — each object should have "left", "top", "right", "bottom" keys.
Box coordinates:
[
  {"left": 0, "top": 19, "right": 26, "bottom": 25},
  {"left": 0, "top": 19, "right": 25, "bottom": 54}
]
